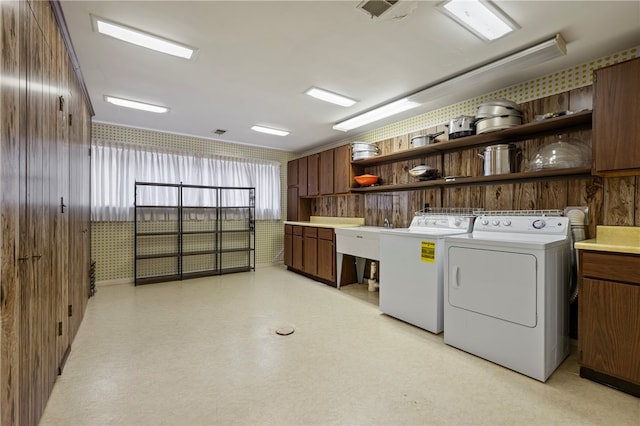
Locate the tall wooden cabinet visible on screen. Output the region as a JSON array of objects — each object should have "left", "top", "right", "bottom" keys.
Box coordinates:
[{"left": 1, "top": 1, "right": 93, "bottom": 425}]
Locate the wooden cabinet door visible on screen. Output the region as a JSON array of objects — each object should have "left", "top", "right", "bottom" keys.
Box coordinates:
[
  {"left": 333, "top": 144, "right": 352, "bottom": 194},
  {"left": 303, "top": 227, "right": 318, "bottom": 276},
  {"left": 593, "top": 57, "right": 640, "bottom": 175},
  {"left": 579, "top": 278, "right": 640, "bottom": 384},
  {"left": 287, "top": 159, "right": 298, "bottom": 187},
  {"left": 292, "top": 227, "right": 303, "bottom": 270},
  {"left": 284, "top": 225, "right": 293, "bottom": 267},
  {"left": 298, "top": 156, "right": 308, "bottom": 197},
  {"left": 287, "top": 186, "right": 298, "bottom": 221},
  {"left": 317, "top": 228, "right": 335, "bottom": 283},
  {"left": 307, "top": 154, "right": 319, "bottom": 196},
  {"left": 319, "top": 149, "right": 334, "bottom": 195}
]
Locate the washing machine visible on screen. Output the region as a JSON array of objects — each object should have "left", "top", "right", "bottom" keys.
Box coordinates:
[
  {"left": 443, "top": 211, "right": 570, "bottom": 382},
  {"left": 379, "top": 210, "right": 475, "bottom": 333}
]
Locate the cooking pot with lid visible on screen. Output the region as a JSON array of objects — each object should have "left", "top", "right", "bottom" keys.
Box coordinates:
[
  {"left": 411, "top": 131, "right": 444, "bottom": 148},
  {"left": 478, "top": 144, "right": 521, "bottom": 176},
  {"left": 448, "top": 116, "right": 475, "bottom": 139}
]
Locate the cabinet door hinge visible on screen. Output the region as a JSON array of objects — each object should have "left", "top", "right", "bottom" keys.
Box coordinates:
[
  {"left": 60, "top": 196, "right": 66, "bottom": 213},
  {"left": 68, "top": 305, "right": 73, "bottom": 317},
  {"left": 58, "top": 96, "right": 65, "bottom": 111},
  {"left": 57, "top": 321, "right": 63, "bottom": 336},
  {"left": 68, "top": 113, "right": 73, "bottom": 126}
]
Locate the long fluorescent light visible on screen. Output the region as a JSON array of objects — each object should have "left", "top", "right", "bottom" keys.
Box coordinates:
[
  {"left": 251, "top": 125, "right": 290, "bottom": 136},
  {"left": 333, "top": 98, "right": 420, "bottom": 132},
  {"left": 305, "top": 87, "right": 357, "bottom": 107},
  {"left": 92, "top": 16, "right": 196, "bottom": 59},
  {"left": 409, "top": 34, "right": 566, "bottom": 105},
  {"left": 439, "top": 0, "right": 518, "bottom": 42},
  {"left": 104, "top": 96, "right": 168, "bottom": 113}
]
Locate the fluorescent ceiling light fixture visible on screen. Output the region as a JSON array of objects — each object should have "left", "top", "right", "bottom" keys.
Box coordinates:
[
  {"left": 93, "top": 16, "right": 196, "bottom": 59},
  {"left": 305, "top": 87, "right": 357, "bottom": 107},
  {"left": 251, "top": 125, "right": 290, "bottom": 136},
  {"left": 409, "top": 34, "right": 566, "bottom": 104},
  {"left": 439, "top": 0, "right": 518, "bottom": 41},
  {"left": 333, "top": 98, "right": 420, "bottom": 132},
  {"left": 104, "top": 96, "right": 168, "bottom": 113}
]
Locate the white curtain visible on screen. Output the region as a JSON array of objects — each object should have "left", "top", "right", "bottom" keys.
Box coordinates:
[{"left": 91, "top": 141, "right": 281, "bottom": 221}]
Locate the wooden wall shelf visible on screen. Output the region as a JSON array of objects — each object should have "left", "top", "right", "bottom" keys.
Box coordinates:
[
  {"left": 352, "top": 111, "right": 592, "bottom": 166},
  {"left": 350, "top": 167, "right": 593, "bottom": 193}
]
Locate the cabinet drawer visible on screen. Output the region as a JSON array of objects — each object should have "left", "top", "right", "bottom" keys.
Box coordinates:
[
  {"left": 285, "top": 224, "right": 293, "bottom": 235},
  {"left": 317, "top": 228, "right": 334, "bottom": 241},
  {"left": 303, "top": 227, "right": 318, "bottom": 238},
  {"left": 581, "top": 251, "right": 640, "bottom": 285},
  {"left": 293, "top": 226, "right": 303, "bottom": 236}
]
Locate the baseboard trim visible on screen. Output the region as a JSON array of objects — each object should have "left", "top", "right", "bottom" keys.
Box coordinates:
[
  {"left": 98, "top": 265, "right": 283, "bottom": 285},
  {"left": 97, "top": 278, "right": 134, "bottom": 287}
]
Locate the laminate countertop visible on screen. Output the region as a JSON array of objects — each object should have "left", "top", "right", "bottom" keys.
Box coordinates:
[
  {"left": 574, "top": 226, "right": 640, "bottom": 255},
  {"left": 284, "top": 216, "right": 365, "bottom": 229}
]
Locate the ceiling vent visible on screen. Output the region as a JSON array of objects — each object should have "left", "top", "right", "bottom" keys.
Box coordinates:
[
  {"left": 357, "top": 0, "right": 400, "bottom": 18},
  {"left": 213, "top": 129, "right": 227, "bottom": 135},
  {"left": 357, "top": 0, "right": 418, "bottom": 21}
]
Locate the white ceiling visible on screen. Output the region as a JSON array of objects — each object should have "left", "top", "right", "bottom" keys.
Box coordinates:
[{"left": 60, "top": 1, "right": 640, "bottom": 153}]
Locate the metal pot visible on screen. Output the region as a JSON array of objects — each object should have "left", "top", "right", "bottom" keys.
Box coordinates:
[
  {"left": 408, "top": 164, "right": 439, "bottom": 180},
  {"left": 475, "top": 115, "right": 522, "bottom": 134},
  {"left": 411, "top": 131, "right": 444, "bottom": 148},
  {"left": 478, "top": 144, "right": 521, "bottom": 176},
  {"left": 351, "top": 141, "right": 379, "bottom": 152},
  {"left": 351, "top": 141, "right": 379, "bottom": 161},
  {"left": 476, "top": 105, "right": 524, "bottom": 119},
  {"left": 448, "top": 116, "right": 475, "bottom": 139}
]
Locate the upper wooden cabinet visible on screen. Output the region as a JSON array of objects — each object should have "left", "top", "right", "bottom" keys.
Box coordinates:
[
  {"left": 287, "top": 159, "right": 298, "bottom": 187},
  {"left": 307, "top": 153, "right": 319, "bottom": 196},
  {"left": 334, "top": 144, "right": 364, "bottom": 194},
  {"left": 298, "top": 156, "right": 308, "bottom": 196},
  {"left": 592, "top": 57, "right": 640, "bottom": 176},
  {"left": 319, "top": 149, "right": 334, "bottom": 195}
]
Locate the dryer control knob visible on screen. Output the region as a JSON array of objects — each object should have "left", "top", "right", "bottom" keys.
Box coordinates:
[
  {"left": 481, "top": 219, "right": 489, "bottom": 225},
  {"left": 492, "top": 220, "right": 500, "bottom": 226},
  {"left": 533, "top": 219, "right": 546, "bottom": 229},
  {"left": 454, "top": 219, "right": 462, "bottom": 226},
  {"left": 503, "top": 220, "right": 511, "bottom": 226}
]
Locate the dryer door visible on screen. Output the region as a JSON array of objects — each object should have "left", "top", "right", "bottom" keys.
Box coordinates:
[{"left": 448, "top": 247, "right": 538, "bottom": 327}]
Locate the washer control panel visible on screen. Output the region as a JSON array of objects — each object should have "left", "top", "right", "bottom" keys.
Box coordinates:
[
  {"left": 472, "top": 215, "right": 569, "bottom": 235},
  {"left": 410, "top": 215, "right": 474, "bottom": 231}
]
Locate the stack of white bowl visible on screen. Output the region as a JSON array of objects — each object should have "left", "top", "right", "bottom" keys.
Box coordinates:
[
  {"left": 351, "top": 141, "right": 379, "bottom": 161},
  {"left": 475, "top": 99, "right": 523, "bottom": 134}
]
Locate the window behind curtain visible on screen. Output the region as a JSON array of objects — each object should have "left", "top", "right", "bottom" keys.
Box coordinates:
[{"left": 91, "top": 141, "right": 281, "bottom": 221}]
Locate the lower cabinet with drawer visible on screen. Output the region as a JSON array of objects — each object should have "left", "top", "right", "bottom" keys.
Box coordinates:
[
  {"left": 578, "top": 250, "right": 640, "bottom": 397},
  {"left": 283, "top": 225, "right": 343, "bottom": 287}
]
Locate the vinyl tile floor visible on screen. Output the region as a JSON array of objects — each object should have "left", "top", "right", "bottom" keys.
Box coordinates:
[{"left": 40, "top": 266, "right": 639, "bottom": 425}]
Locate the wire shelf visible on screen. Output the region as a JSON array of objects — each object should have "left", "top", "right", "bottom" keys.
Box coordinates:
[{"left": 413, "top": 207, "right": 480, "bottom": 217}]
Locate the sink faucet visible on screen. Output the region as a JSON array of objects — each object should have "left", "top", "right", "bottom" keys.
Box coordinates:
[{"left": 384, "top": 218, "right": 391, "bottom": 228}]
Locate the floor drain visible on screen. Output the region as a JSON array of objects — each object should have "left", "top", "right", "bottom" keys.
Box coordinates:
[{"left": 275, "top": 326, "right": 295, "bottom": 336}]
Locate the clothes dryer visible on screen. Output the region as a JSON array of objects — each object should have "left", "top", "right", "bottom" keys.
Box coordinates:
[{"left": 444, "top": 211, "right": 570, "bottom": 382}]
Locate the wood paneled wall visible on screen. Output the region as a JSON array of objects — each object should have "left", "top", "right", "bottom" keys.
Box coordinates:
[
  {"left": 1, "top": 1, "right": 92, "bottom": 425},
  {"left": 310, "top": 87, "right": 640, "bottom": 237}
]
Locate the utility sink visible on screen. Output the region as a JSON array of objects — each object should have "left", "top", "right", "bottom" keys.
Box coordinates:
[{"left": 335, "top": 226, "right": 385, "bottom": 287}]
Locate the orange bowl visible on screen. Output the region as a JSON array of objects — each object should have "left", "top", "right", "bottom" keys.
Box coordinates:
[{"left": 354, "top": 174, "right": 379, "bottom": 186}]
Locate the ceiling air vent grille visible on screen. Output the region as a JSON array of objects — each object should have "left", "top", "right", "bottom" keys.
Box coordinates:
[
  {"left": 357, "top": 0, "right": 400, "bottom": 18},
  {"left": 213, "top": 129, "right": 227, "bottom": 135}
]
